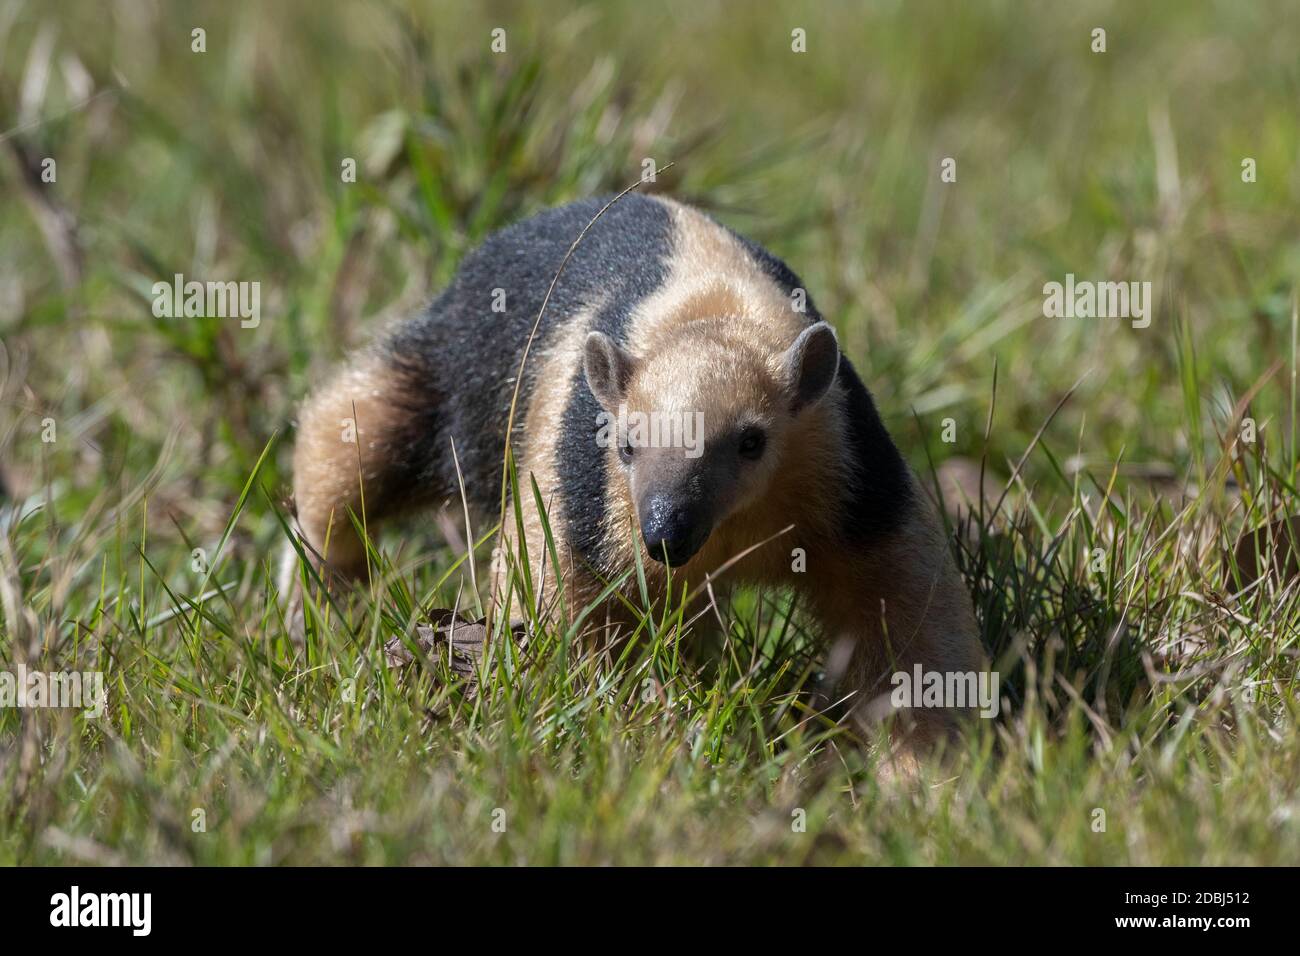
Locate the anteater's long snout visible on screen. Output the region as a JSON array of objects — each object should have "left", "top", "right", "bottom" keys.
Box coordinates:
[{"left": 639, "top": 493, "right": 711, "bottom": 566}]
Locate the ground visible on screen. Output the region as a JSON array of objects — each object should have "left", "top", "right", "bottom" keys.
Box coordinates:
[{"left": 0, "top": 0, "right": 1297, "bottom": 864}]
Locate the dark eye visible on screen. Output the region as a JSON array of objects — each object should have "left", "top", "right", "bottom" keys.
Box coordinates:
[
  {"left": 738, "top": 427, "right": 766, "bottom": 461},
  {"left": 619, "top": 439, "right": 634, "bottom": 463}
]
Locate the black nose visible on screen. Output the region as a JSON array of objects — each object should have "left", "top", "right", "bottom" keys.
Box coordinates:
[{"left": 640, "top": 495, "right": 708, "bottom": 566}]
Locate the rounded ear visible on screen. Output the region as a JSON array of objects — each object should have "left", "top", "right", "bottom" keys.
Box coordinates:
[
  {"left": 583, "top": 331, "right": 638, "bottom": 410},
  {"left": 782, "top": 321, "right": 840, "bottom": 413}
]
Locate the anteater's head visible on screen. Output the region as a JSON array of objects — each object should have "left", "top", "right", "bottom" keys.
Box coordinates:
[{"left": 583, "top": 320, "right": 840, "bottom": 567}]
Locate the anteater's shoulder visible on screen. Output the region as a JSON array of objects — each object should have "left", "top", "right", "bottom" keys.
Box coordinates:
[
  {"left": 452, "top": 193, "right": 678, "bottom": 311},
  {"left": 389, "top": 194, "right": 678, "bottom": 362}
]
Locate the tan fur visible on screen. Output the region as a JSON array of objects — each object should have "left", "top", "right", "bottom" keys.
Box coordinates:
[{"left": 293, "top": 352, "right": 415, "bottom": 580}]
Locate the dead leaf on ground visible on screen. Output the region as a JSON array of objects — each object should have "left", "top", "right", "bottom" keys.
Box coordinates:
[{"left": 383, "top": 608, "right": 528, "bottom": 680}]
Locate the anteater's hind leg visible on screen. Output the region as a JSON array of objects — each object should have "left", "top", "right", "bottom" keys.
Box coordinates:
[{"left": 291, "top": 347, "right": 444, "bottom": 583}]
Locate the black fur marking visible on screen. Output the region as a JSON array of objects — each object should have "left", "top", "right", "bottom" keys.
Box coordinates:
[
  {"left": 726, "top": 227, "right": 914, "bottom": 546},
  {"left": 832, "top": 361, "right": 914, "bottom": 543},
  {"left": 383, "top": 194, "right": 674, "bottom": 565}
]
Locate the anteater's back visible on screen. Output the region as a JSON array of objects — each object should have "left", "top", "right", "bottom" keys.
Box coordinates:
[{"left": 384, "top": 194, "right": 676, "bottom": 513}]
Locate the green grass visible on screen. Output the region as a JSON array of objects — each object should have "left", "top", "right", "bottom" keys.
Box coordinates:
[{"left": 1, "top": 0, "right": 1299, "bottom": 864}]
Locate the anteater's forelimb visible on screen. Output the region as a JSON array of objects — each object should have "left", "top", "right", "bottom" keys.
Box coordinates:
[{"left": 291, "top": 343, "right": 447, "bottom": 580}]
